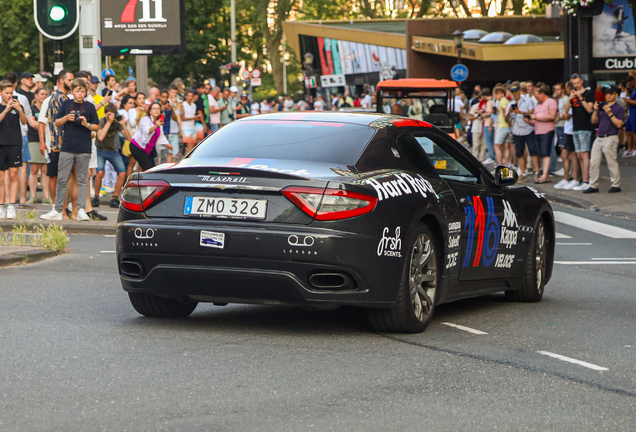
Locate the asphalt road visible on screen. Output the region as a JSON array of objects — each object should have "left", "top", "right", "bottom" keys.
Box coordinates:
[{"left": 1, "top": 204, "right": 635, "bottom": 431}]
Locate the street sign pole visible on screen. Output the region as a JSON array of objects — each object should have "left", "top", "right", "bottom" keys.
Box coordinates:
[
  {"left": 54, "top": 41, "right": 64, "bottom": 75},
  {"left": 79, "top": 0, "right": 102, "bottom": 81}
]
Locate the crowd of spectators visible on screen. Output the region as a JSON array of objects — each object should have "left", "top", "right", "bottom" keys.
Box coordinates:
[
  {"left": 1, "top": 68, "right": 630, "bottom": 222},
  {"left": 431, "top": 75, "right": 629, "bottom": 194}
]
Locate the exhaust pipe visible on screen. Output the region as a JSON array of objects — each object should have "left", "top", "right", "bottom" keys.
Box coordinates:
[
  {"left": 120, "top": 260, "right": 144, "bottom": 277},
  {"left": 308, "top": 272, "right": 355, "bottom": 290}
]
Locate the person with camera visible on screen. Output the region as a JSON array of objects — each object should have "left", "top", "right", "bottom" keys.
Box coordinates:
[
  {"left": 93, "top": 104, "right": 131, "bottom": 208},
  {"left": 506, "top": 82, "right": 535, "bottom": 183},
  {"left": 130, "top": 102, "right": 168, "bottom": 172},
  {"left": 567, "top": 74, "right": 595, "bottom": 191},
  {"left": 586, "top": 86, "right": 624, "bottom": 194},
  {"left": 41, "top": 79, "right": 99, "bottom": 221},
  {"left": 0, "top": 81, "right": 27, "bottom": 219}
]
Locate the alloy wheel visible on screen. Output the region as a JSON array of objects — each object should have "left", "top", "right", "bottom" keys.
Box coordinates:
[
  {"left": 409, "top": 233, "right": 437, "bottom": 323},
  {"left": 535, "top": 220, "right": 547, "bottom": 293}
]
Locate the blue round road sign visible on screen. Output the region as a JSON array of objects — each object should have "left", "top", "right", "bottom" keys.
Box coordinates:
[{"left": 450, "top": 64, "right": 469, "bottom": 82}]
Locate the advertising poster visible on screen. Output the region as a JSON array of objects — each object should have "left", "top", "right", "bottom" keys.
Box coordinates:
[
  {"left": 593, "top": 0, "right": 636, "bottom": 71},
  {"left": 101, "top": 0, "right": 186, "bottom": 56}
]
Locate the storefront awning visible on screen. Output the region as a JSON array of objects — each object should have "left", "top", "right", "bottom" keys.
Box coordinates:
[{"left": 411, "top": 36, "right": 564, "bottom": 61}]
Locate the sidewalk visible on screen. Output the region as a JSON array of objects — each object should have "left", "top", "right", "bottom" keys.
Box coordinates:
[
  {"left": 0, "top": 195, "right": 118, "bottom": 235},
  {"left": 0, "top": 245, "right": 61, "bottom": 267},
  {"left": 529, "top": 154, "right": 636, "bottom": 220}
]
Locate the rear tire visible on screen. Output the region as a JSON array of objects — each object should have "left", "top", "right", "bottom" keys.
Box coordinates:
[
  {"left": 505, "top": 217, "right": 547, "bottom": 302},
  {"left": 367, "top": 224, "right": 439, "bottom": 333},
  {"left": 128, "top": 293, "right": 198, "bottom": 318}
]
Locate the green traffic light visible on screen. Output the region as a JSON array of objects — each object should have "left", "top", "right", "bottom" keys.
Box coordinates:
[{"left": 49, "top": 5, "right": 67, "bottom": 22}]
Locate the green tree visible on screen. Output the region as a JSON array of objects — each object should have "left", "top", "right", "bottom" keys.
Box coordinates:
[{"left": 0, "top": 0, "right": 79, "bottom": 76}]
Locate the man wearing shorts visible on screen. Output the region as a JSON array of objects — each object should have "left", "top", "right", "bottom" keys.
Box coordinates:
[
  {"left": 493, "top": 86, "right": 511, "bottom": 166},
  {"left": 506, "top": 83, "right": 535, "bottom": 182},
  {"left": 181, "top": 90, "right": 198, "bottom": 153},
  {"left": 555, "top": 82, "right": 580, "bottom": 190},
  {"left": 94, "top": 104, "right": 131, "bottom": 207},
  {"left": 567, "top": 74, "right": 595, "bottom": 191},
  {"left": 0, "top": 80, "right": 27, "bottom": 219},
  {"left": 4, "top": 72, "right": 33, "bottom": 209}
]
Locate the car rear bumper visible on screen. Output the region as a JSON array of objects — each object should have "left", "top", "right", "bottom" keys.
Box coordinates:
[{"left": 116, "top": 220, "right": 402, "bottom": 308}]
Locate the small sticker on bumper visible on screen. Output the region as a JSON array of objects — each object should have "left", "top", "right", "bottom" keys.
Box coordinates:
[{"left": 200, "top": 231, "right": 225, "bottom": 249}]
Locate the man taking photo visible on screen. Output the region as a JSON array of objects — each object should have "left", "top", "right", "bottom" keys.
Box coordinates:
[
  {"left": 42, "top": 79, "right": 99, "bottom": 221},
  {"left": 586, "top": 86, "right": 624, "bottom": 194},
  {"left": 93, "top": 104, "right": 131, "bottom": 208}
]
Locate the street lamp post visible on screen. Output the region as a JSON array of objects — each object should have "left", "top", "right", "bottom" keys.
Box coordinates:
[{"left": 452, "top": 30, "right": 464, "bottom": 64}]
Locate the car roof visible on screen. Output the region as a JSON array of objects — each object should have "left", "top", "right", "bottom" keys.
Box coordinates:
[
  {"left": 376, "top": 78, "right": 458, "bottom": 90},
  {"left": 235, "top": 112, "right": 433, "bottom": 128}
]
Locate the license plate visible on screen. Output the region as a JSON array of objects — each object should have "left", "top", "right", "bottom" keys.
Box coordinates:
[
  {"left": 185, "top": 196, "right": 267, "bottom": 220},
  {"left": 434, "top": 160, "right": 447, "bottom": 169}
]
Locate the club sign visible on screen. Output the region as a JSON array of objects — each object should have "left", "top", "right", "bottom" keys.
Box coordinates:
[{"left": 101, "top": 0, "right": 186, "bottom": 56}]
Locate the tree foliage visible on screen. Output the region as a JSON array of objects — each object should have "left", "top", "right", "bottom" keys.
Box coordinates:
[
  {"left": 0, "top": 0, "right": 79, "bottom": 76},
  {"left": 2, "top": 0, "right": 538, "bottom": 97}
]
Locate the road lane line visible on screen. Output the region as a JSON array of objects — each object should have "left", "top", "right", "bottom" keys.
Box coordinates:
[
  {"left": 441, "top": 322, "right": 488, "bottom": 335},
  {"left": 555, "top": 261, "right": 636, "bottom": 265},
  {"left": 592, "top": 258, "right": 636, "bottom": 260},
  {"left": 556, "top": 243, "right": 593, "bottom": 246},
  {"left": 537, "top": 351, "right": 609, "bottom": 371},
  {"left": 104, "top": 235, "right": 116, "bottom": 238},
  {"left": 555, "top": 233, "right": 572, "bottom": 238},
  {"left": 554, "top": 211, "right": 636, "bottom": 239},
  {"left": 100, "top": 251, "right": 116, "bottom": 254}
]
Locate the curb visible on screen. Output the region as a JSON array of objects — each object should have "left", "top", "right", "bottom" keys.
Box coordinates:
[
  {"left": 0, "top": 222, "right": 115, "bottom": 235},
  {"left": 543, "top": 192, "right": 593, "bottom": 210},
  {"left": 0, "top": 249, "right": 62, "bottom": 268}
]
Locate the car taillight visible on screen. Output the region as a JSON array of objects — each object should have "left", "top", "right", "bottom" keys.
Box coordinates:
[
  {"left": 121, "top": 180, "right": 171, "bottom": 212},
  {"left": 282, "top": 187, "right": 377, "bottom": 221}
]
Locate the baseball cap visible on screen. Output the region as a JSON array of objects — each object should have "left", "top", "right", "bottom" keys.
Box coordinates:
[
  {"left": 21, "top": 72, "right": 34, "bottom": 79},
  {"left": 605, "top": 85, "right": 620, "bottom": 95},
  {"left": 229, "top": 86, "right": 239, "bottom": 93},
  {"left": 510, "top": 84, "right": 520, "bottom": 92},
  {"left": 90, "top": 76, "right": 100, "bottom": 84},
  {"left": 33, "top": 73, "right": 47, "bottom": 83},
  {"left": 240, "top": 92, "right": 248, "bottom": 98}
]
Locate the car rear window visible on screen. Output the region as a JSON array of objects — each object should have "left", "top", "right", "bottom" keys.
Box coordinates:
[{"left": 189, "top": 120, "right": 376, "bottom": 165}]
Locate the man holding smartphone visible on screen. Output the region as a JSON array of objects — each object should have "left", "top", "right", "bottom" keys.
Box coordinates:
[{"left": 0, "top": 81, "right": 27, "bottom": 219}]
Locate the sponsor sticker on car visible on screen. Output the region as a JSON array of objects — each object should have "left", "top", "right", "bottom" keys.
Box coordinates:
[{"left": 200, "top": 231, "right": 225, "bottom": 249}]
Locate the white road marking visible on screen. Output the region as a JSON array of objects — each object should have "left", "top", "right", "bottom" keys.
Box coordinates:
[
  {"left": 554, "top": 211, "right": 636, "bottom": 239},
  {"left": 537, "top": 351, "right": 609, "bottom": 371},
  {"left": 592, "top": 258, "right": 636, "bottom": 260},
  {"left": 104, "top": 235, "right": 116, "bottom": 238},
  {"left": 556, "top": 243, "right": 593, "bottom": 246},
  {"left": 441, "top": 322, "right": 488, "bottom": 335},
  {"left": 555, "top": 261, "right": 636, "bottom": 265},
  {"left": 99, "top": 251, "right": 116, "bottom": 254},
  {"left": 555, "top": 232, "right": 572, "bottom": 238}
]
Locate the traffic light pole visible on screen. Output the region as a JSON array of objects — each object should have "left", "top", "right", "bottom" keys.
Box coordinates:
[{"left": 54, "top": 41, "right": 64, "bottom": 75}]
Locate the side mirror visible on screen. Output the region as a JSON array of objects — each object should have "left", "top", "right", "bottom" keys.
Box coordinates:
[{"left": 494, "top": 165, "right": 518, "bottom": 187}]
